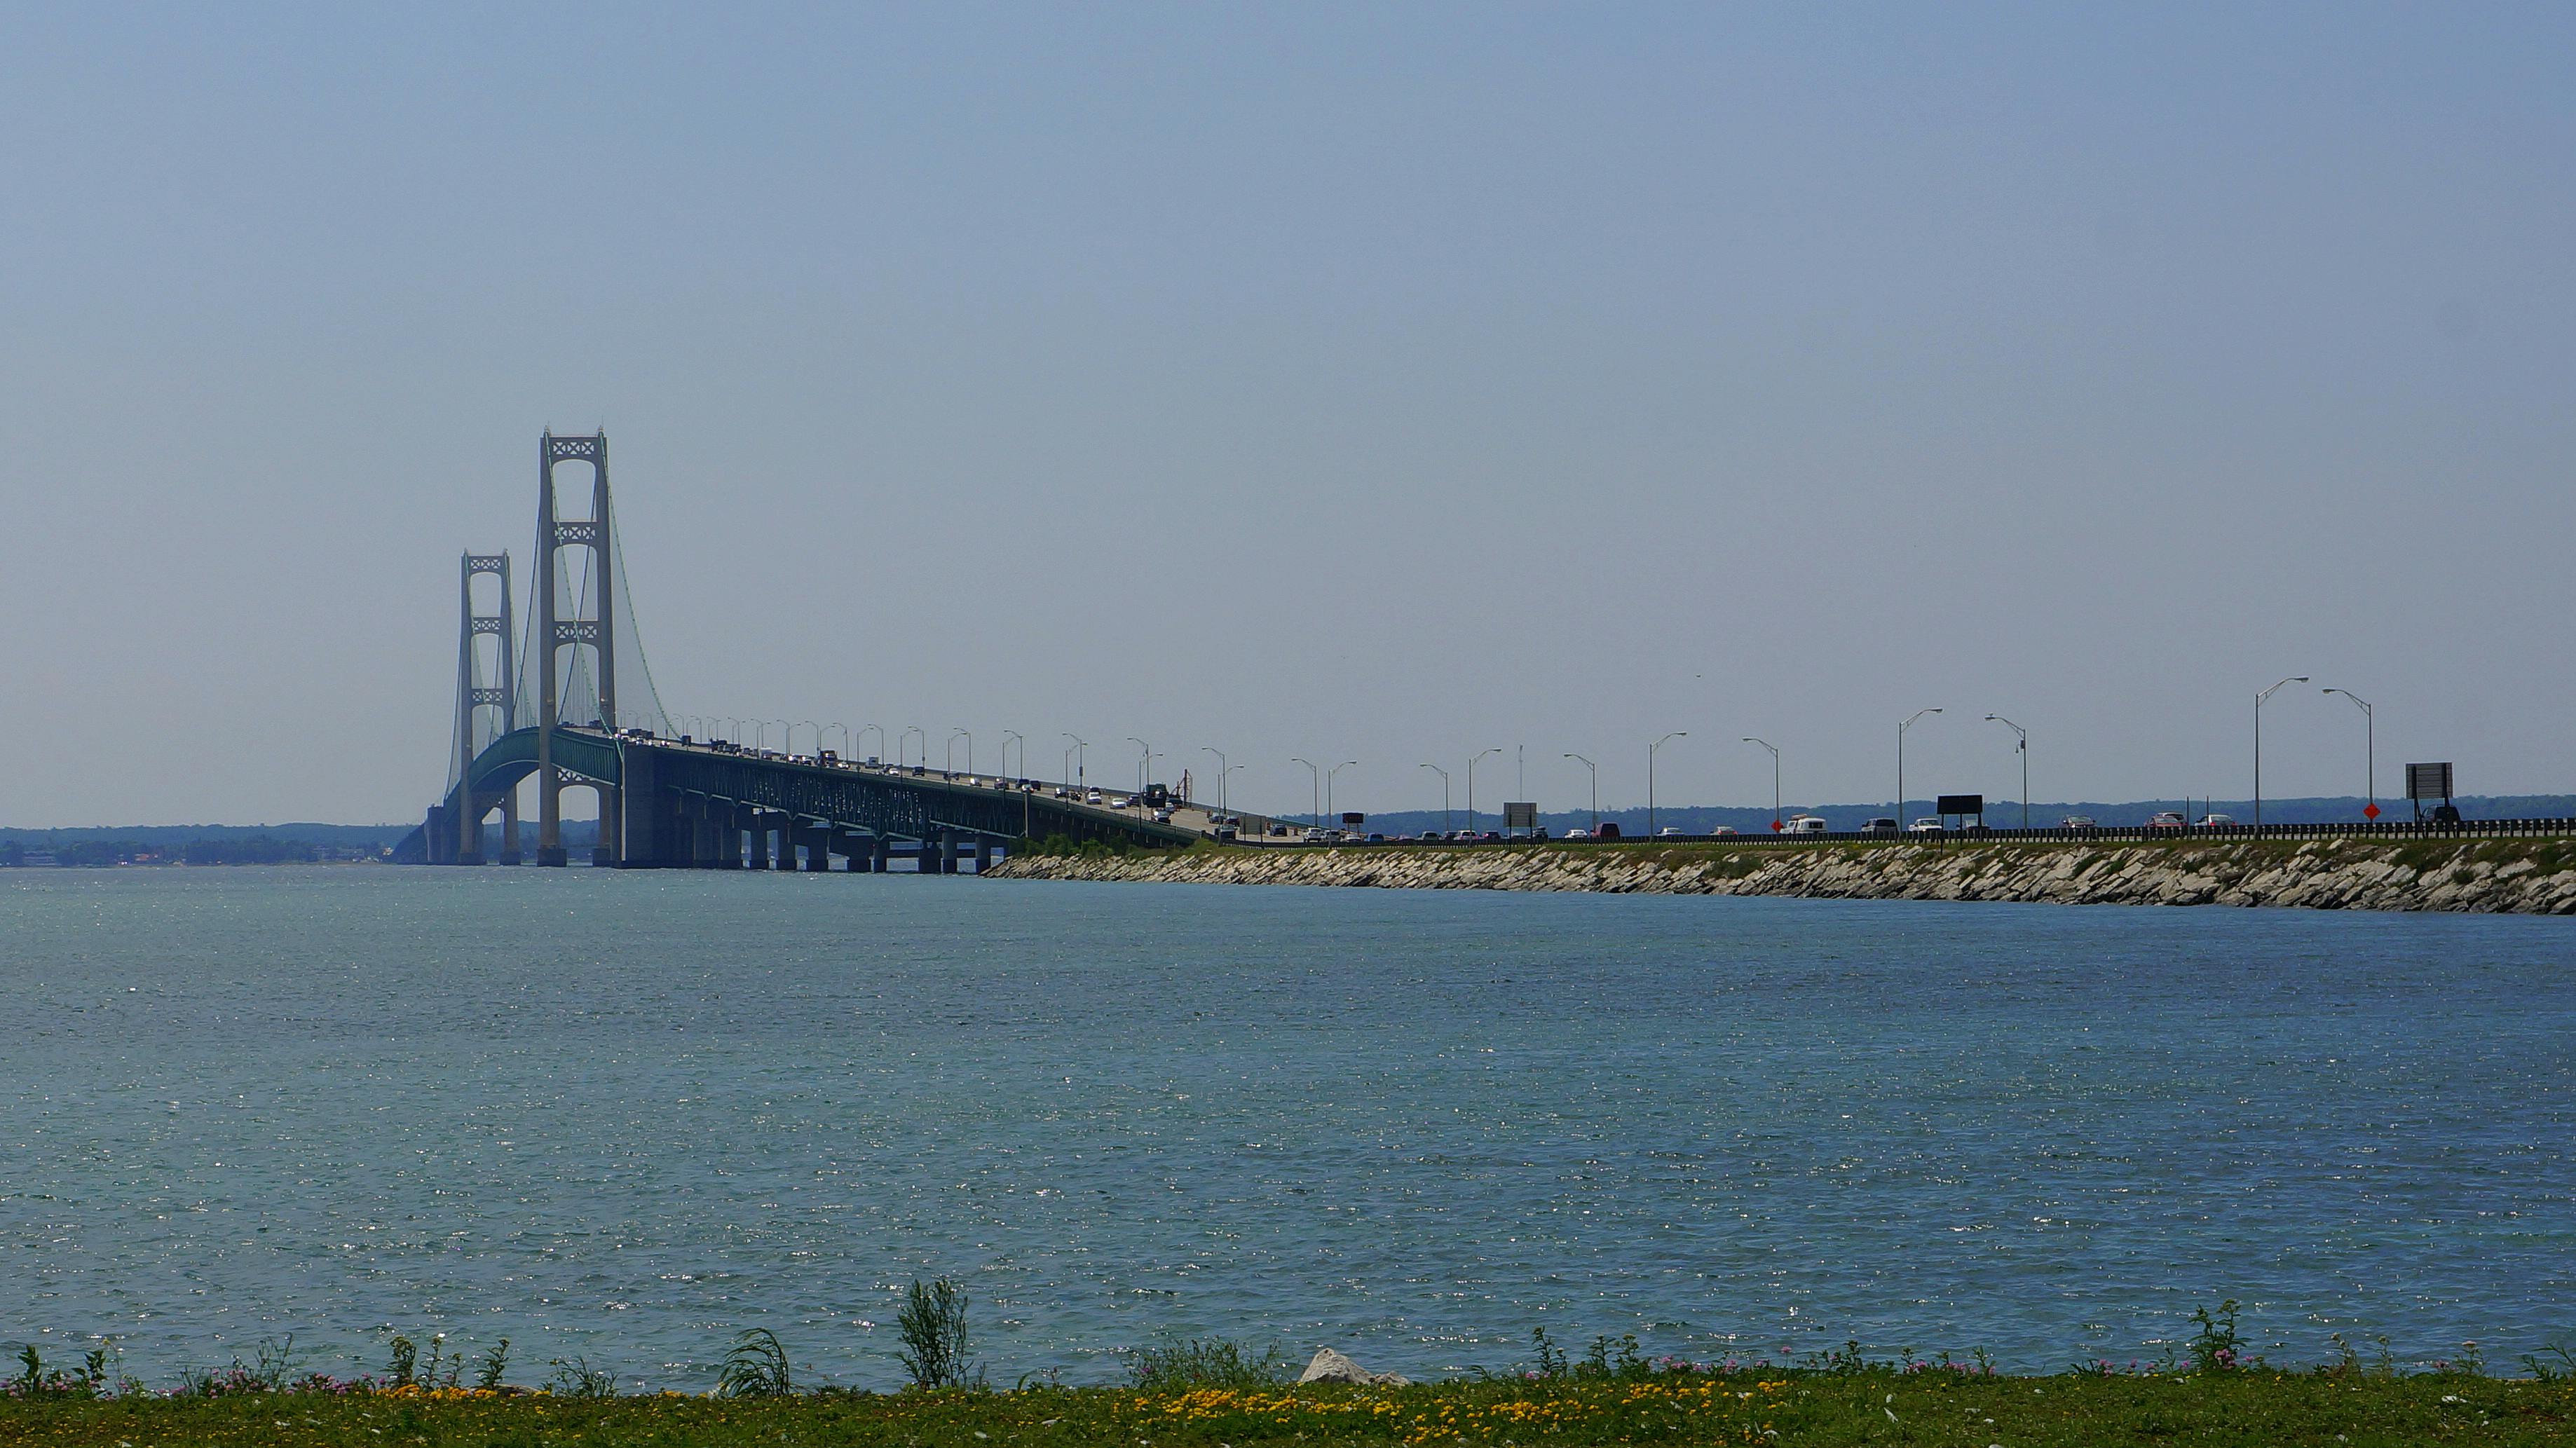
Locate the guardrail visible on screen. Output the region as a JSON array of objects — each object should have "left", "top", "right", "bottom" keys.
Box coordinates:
[{"left": 1234, "top": 817, "right": 2576, "bottom": 847}]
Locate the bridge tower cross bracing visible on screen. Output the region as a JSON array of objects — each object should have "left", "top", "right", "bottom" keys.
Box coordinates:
[
  {"left": 451, "top": 551, "right": 518, "bottom": 863},
  {"left": 533, "top": 430, "right": 618, "bottom": 866}
]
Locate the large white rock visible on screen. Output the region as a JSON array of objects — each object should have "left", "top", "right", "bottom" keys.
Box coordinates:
[{"left": 1297, "top": 1347, "right": 1410, "bottom": 1386}]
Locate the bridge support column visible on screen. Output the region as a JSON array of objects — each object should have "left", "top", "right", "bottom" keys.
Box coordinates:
[
  {"left": 691, "top": 805, "right": 719, "bottom": 868},
  {"left": 974, "top": 835, "right": 993, "bottom": 873},
  {"left": 499, "top": 790, "right": 522, "bottom": 866},
  {"left": 939, "top": 828, "right": 958, "bottom": 875},
  {"left": 714, "top": 812, "right": 743, "bottom": 868},
  {"left": 871, "top": 834, "right": 891, "bottom": 873},
  {"left": 744, "top": 807, "right": 770, "bottom": 870},
  {"left": 797, "top": 822, "right": 830, "bottom": 871}
]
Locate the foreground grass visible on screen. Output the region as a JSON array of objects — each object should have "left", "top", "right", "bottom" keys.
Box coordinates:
[{"left": 12, "top": 1373, "right": 2576, "bottom": 1447}]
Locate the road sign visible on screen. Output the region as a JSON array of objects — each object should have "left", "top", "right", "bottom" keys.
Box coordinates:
[
  {"left": 2405, "top": 763, "right": 2454, "bottom": 801},
  {"left": 1503, "top": 802, "right": 1538, "bottom": 831},
  {"left": 1770, "top": 819, "right": 1783, "bottom": 832},
  {"left": 2364, "top": 802, "right": 2380, "bottom": 819},
  {"left": 1936, "top": 794, "right": 1984, "bottom": 816}
]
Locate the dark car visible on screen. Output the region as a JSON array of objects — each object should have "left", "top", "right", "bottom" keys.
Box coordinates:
[{"left": 1594, "top": 821, "right": 1623, "bottom": 840}]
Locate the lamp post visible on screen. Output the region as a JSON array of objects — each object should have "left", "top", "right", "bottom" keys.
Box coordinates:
[
  {"left": 1002, "top": 730, "right": 1024, "bottom": 783},
  {"left": 1419, "top": 764, "right": 1452, "bottom": 835},
  {"left": 824, "top": 723, "right": 850, "bottom": 759},
  {"left": 795, "top": 720, "right": 821, "bottom": 756},
  {"left": 1740, "top": 738, "right": 1780, "bottom": 829},
  {"left": 770, "top": 720, "right": 790, "bottom": 756},
  {"left": 2321, "top": 687, "right": 2374, "bottom": 819},
  {"left": 1984, "top": 715, "right": 2028, "bottom": 829},
  {"left": 1290, "top": 757, "right": 1321, "bottom": 829},
  {"left": 1203, "top": 748, "right": 1229, "bottom": 817},
  {"left": 1327, "top": 760, "right": 1358, "bottom": 826},
  {"left": 755, "top": 720, "right": 774, "bottom": 752},
  {"left": 1562, "top": 753, "right": 1596, "bottom": 836},
  {"left": 901, "top": 725, "right": 924, "bottom": 769},
  {"left": 1648, "top": 732, "right": 1686, "bottom": 837},
  {"left": 1897, "top": 709, "right": 1942, "bottom": 828},
  {"left": 1468, "top": 747, "right": 1501, "bottom": 835},
  {"left": 1062, "top": 734, "right": 1086, "bottom": 791},
  {"left": 858, "top": 724, "right": 884, "bottom": 763},
  {"left": 948, "top": 728, "right": 970, "bottom": 775},
  {"left": 1126, "top": 737, "right": 1151, "bottom": 798},
  {"left": 2254, "top": 676, "right": 2309, "bottom": 833}
]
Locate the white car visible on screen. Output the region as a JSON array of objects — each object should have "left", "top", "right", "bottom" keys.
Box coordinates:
[
  {"left": 1085, "top": 791, "right": 1103, "bottom": 805},
  {"left": 1658, "top": 826, "right": 1684, "bottom": 837},
  {"left": 1909, "top": 819, "right": 1944, "bottom": 833},
  {"left": 1301, "top": 827, "right": 1327, "bottom": 843},
  {"left": 2194, "top": 814, "right": 2237, "bottom": 828},
  {"left": 1783, "top": 814, "right": 1828, "bottom": 834},
  {"left": 1565, "top": 828, "right": 1591, "bottom": 840}
]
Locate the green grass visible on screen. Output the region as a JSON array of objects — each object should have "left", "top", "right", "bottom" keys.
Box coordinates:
[{"left": 9, "top": 1370, "right": 2576, "bottom": 1446}]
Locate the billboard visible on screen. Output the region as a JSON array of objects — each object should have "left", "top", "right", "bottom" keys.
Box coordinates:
[
  {"left": 2406, "top": 763, "right": 2454, "bottom": 801},
  {"left": 1340, "top": 812, "right": 1366, "bottom": 826},
  {"left": 1935, "top": 794, "right": 1984, "bottom": 816},
  {"left": 1502, "top": 802, "right": 1539, "bottom": 830}
]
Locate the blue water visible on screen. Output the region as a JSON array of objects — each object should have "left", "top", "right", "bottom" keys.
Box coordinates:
[{"left": 4, "top": 867, "right": 2571, "bottom": 1389}]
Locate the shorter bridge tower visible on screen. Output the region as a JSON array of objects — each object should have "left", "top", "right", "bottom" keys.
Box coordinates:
[
  {"left": 450, "top": 551, "right": 519, "bottom": 863},
  {"left": 534, "top": 430, "right": 618, "bottom": 866}
]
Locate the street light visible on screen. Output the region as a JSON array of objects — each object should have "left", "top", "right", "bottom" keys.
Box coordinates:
[
  {"left": 1648, "top": 732, "right": 1686, "bottom": 837},
  {"left": 823, "top": 722, "right": 850, "bottom": 758},
  {"left": 1290, "top": 757, "right": 1321, "bottom": 829},
  {"left": 1468, "top": 747, "right": 1501, "bottom": 834},
  {"left": 1897, "top": 709, "right": 1942, "bottom": 827},
  {"left": 2254, "top": 676, "right": 2309, "bottom": 833},
  {"left": 2321, "top": 687, "right": 2375, "bottom": 819},
  {"left": 1740, "top": 738, "right": 1780, "bottom": 829},
  {"left": 901, "top": 725, "right": 925, "bottom": 769},
  {"left": 1203, "top": 748, "right": 1229, "bottom": 817},
  {"left": 857, "top": 724, "right": 884, "bottom": 763},
  {"left": 1984, "top": 715, "right": 2028, "bottom": 829},
  {"left": 948, "top": 728, "right": 971, "bottom": 775},
  {"left": 1063, "top": 733, "right": 1087, "bottom": 791},
  {"left": 1327, "top": 760, "right": 1358, "bottom": 824},
  {"left": 1002, "top": 730, "right": 1024, "bottom": 782},
  {"left": 795, "top": 720, "right": 821, "bottom": 756},
  {"left": 1562, "top": 753, "right": 1596, "bottom": 836},
  {"left": 1419, "top": 763, "right": 1452, "bottom": 835},
  {"left": 1126, "top": 737, "right": 1152, "bottom": 797}
]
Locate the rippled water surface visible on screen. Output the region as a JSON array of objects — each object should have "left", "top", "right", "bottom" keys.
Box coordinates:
[{"left": 6, "top": 866, "right": 2571, "bottom": 1387}]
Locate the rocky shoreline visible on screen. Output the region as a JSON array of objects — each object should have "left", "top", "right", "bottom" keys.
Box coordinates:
[{"left": 986, "top": 837, "right": 2576, "bottom": 914}]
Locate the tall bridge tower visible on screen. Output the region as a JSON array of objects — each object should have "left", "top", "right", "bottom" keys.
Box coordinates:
[
  {"left": 533, "top": 430, "right": 618, "bottom": 866},
  {"left": 449, "top": 552, "right": 518, "bottom": 863}
]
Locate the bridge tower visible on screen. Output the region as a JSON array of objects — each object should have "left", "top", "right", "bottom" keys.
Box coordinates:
[
  {"left": 450, "top": 552, "right": 519, "bottom": 863},
  {"left": 533, "top": 430, "right": 618, "bottom": 866}
]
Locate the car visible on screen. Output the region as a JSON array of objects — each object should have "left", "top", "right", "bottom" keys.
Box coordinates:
[
  {"left": 1108, "top": 796, "right": 1131, "bottom": 810},
  {"left": 1211, "top": 824, "right": 1237, "bottom": 840},
  {"left": 1658, "top": 826, "right": 1684, "bottom": 837},
  {"left": 1862, "top": 817, "right": 1900, "bottom": 835},
  {"left": 1301, "top": 827, "right": 1327, "bottom": 843},
  {"left": 1565, "top": 828, "right": 1592, "bottom": 840},
  {"left": 1085, "top": 791, "right": 1103, "bottom": 805},
  {"left": 1593, "top": 821, "right": 1623, "bottom": 840},
  {"left": 1783, "top": 814, "right": 1827, "bottom": 834},
  {"left": 1909, "top": 818, "right": 1944, "bottom": 833},
  {"left": 1710, "top": 826, "right": 1738, "bottom": 837},
  {"left": 1052, "top": 787, "right": 1071, "bottom": 798},
  {"left": 2146, "top": 811, "right": 2187, "bottom": 829},
  {"left": 2060, "top": 814, "right": 2097, "bottom": 830},
  {"left": 1365, "top": 832, "right": 1386, "bottom": 842},
  {"left": 1151, "top": 808, "right": 1174, "bottom": 824},
  {"left": 2193, "top": 814, "right": 2236, "bottom": 828}
]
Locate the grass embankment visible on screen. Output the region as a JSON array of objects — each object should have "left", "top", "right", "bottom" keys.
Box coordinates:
[{"left": 13, "top": 1372, "right": 2576, "bottom": 1447}]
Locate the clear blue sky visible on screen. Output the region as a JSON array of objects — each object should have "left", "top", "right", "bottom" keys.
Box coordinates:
[{"left": 2, "top": 4, "right": 2569, "bottom": 826}]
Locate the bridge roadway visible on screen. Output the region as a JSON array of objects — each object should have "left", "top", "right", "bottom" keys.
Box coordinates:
[{"left": 417, "top": 725, "right": 1201, "bottom": 868}]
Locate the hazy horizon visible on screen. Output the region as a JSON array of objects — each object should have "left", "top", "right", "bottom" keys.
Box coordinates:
[{"left": 4, "top": 5, "right": 2569, "bottom": 828}]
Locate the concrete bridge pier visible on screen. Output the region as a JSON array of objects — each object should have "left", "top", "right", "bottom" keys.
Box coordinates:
[
  {"left": 743, "top": 807, "right": 771, "bottom": 870},
  {"left": 939, "top": 828, "right": 959, "bottom": 875},
  {"left": 974, "top": 835, "right": 994, "bottom": 873},
  {"left": 690, "top": 803, "right": 720, "bottom": 868},
  {"left": 796, "top": 821, "right": 831, "bottom": 871},
  {"left": 871, "top": 833, "right": 891, "bottom": 873}
]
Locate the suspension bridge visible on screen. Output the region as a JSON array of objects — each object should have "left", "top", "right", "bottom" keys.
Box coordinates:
[{"left": 397, "top": 432, "right": 1197, "bottom": 869}]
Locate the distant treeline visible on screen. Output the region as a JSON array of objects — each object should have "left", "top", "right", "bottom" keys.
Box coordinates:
[{"left": 0, "top": 833, "right": 376, "bottom": 867}]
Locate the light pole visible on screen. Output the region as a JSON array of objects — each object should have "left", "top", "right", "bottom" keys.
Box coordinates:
[
  {"left": 1127, "top": 737, "right": 1151, "bottom": 798},
  {"left": 1648, "top": 731, "right": 1686, "bottom": 837},
  {"left": 1562, "top": 753, "right": 1596, "bottom": 836},
  {"left": 1327, "top": 760, "right": 1358, "bottom": 826},
  {"left": 795, "top": 720, "right": 821, "bottom": 756},
  {"left": 770, "top": 720, "right": 790, "bottom": 756},
  {"left": 1002, "top": 730, "right": 1024, "bottom": 782},
  {"left": 2322, "top": 687, "right": 2374, "bottom": 819},
  {"left": 948, "top": 728, "right": 970, "bottom": 775},
  {"left": 756, "top": 720, "right": 774, "bottom": 752},
  {"left": 1063, "top": 734, "right": 1087, "bottom": 791},
  {"left": 1290, "top": 757, "right": 1321, "bottom": 829},
  {"left": 1203, "top": 748, "right": 1229, "bottom": 817},
  {"left": 824, "top": 722, "right": 850, "bottom": 759},
  {"left": 1468, "top": 747, "right": 1501, "bottom": 835},
  {"left": 2254, "top": 676, "right": 2309, "bottom": 833},
  {"left": 901, "top": 725, "right": 925, "bottom": 769},
  {"left": 858, "top": 724, "right": 884, "bottom": 763},
  {"left": 1741, "top": 738, "right": 1780, "bottom": 828},
  {"left": 1419, "top": 763, "right": 1452, "bottom": 835},
  {"left": 1897, "top": 709, "right": 1942, "bottom": 827},
  {"left": 1984, "top": 715, "right": 2028, "bottom": 829}
]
